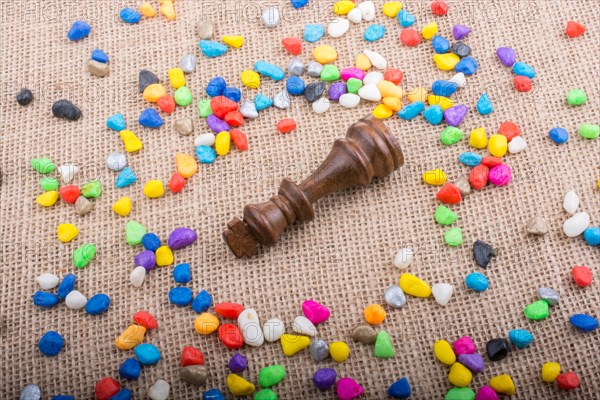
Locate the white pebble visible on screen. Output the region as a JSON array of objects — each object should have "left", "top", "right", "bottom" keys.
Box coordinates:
[
  {"left": 449, "top": 72, "right": 466, "bottom": 88},
  {"left": 364, "top": 49, "right": 387, "bottom": 69},
  {"left": 393, "top": 248, "right": 413, "bottom": 269},
  {"left": 106, "top": 153, "right": 127, "bottom": 172},
  {"left": 194, "top": 133, "right": 216, "bottom": 147},
  {"left": 363, "top": 71, "right": 384, "bottom": 85},
  {"left": 508, "top": 136, "right": 527, "bottom": 153},
  {"left": 58, "top": 165, "right": 79, "bottom": 183},
  {"left": 37, "top": 273, "right": 59, "bottom": 290},
  {"left": 261, "top": 6, "right": 280, "bottom": 28},
  {"left": 328, "top": 18, "right": 350, "bottom": 37},
  {"left": 148, "top": 380, "right": 170, "bottom": 400},
  {"left": 263, "top": 318, "right": 285, "bottom": 342},
  {"left": 130, "top": 266, "right": 146, "bottom": 288},
  {"left": 274, "top": 91, "right": 291, "bottom": 109},
  {"left": 180, "top": 54, "right": 196, "bottom": 73},
  {"left": 339, "top": 93, "right": 360, "bottom": 108},
  {"left": 563, "top": 212, "right": 590, "bottom": 237},
  {"left": 358, "top": 1, "right": 376, "bottom": 21},
  {"left": 240, "top": 101, "right": 259, "bottom": 118},
  {"left": 292, "top": 316, "right": 317, "bottom": 336},
  {"left": 237, "top": 308, "right": 264, "bottom": 347},
  {"left": 347, "top": 7, "right": 362, "bottom": 23},
  {"left": 65, "top": 290, "right": 87, "bottom": 309},
  {"left": 312, "top": 97, "right": 330, "bottom": 114},
  {"left": 563, "top": 190, "right": 579, "bottom": 214},
  {"left": 432, "top": 283, "right": 454, "bottom": 306},
  {"left": 358, "top": 84, "right": 381, "bottom": 102}
]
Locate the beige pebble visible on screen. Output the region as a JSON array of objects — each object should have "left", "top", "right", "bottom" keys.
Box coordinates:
[
  {"left": 75, "top": 196, "right": 93, "bottom": 215},
  {"left": 527, "top": 215, "right": 549, "bottom": 236},
  {"left": 88, "top": 60, "right": 109, "bottom": 77},
  {"left": 175, "top": 118, "right": 194, "bottom": 136},
  {"left": 454, "top": 176, "right": 471, "bottom": 196},
  {"left": 197, "top": 21, "right": 213, "bottom": 39},
  {"left": 180, "top": 365, "right": 208, "bottom": 386}
]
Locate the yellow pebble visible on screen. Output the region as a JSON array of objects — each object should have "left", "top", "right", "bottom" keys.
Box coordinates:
[
  {"left": 36, "top": 191, "right": 59, "bottom": 207},
  {"left": 155, "top": 245, "right": 174, "bottom": 266},
  {"left": 434, "top": 340, "right": 456, "bottom": 365},
  {"left": 194, "top": 312, "right": 219, "bottom": 335},
  {"left": 333, "top": 0, "right": 355, "bottom": 15},
  {"left": 399, "top": 273, "right": 432, "bottom": 297},
  {"left": 139, "top": 2, "right": 157, "bottom": 17},
  {"left": 215, "top": 131, "right": 231, "bottom": 156},
  {"left": 280, "top": 334, "right": 310, "bottom": 356},
  {"left": 227, "top": 374, "right": 255, "bottom": 397},
  {"left": 448, "top": 363, "right": 472, "bottom": 387},
  {"left": 541, "top": 362, "right": 561, "bottom": 383},
  {"left": 377, "top": 80, "right": 403, "bottom": 98},
  {"left": 159, "top": 0, "right": 175, "bottom": 20},
  {"left": 407, "top": 87, "right": 428, "bottom": 103},
  {"left": 422, "top": 22, "right": 438, "bottom": 40},
  {"left": 488, "top": 134, "right": 508, "bottom": 157},
  {"left": 114, "top": 324, "right": 146, "bottom": 350},
  {"left": 382, "top": 2, "right": 403, "bottom": 17},
  {"left": 168, "top": 68, "right": 185, "bottom": 89},
  {"left": 222, "top": 35, "right": 244, "bottom": 48},
  {"left": 489, "top": 374, "right": 516, "bottom": 395},
  {"left": 433, "top": 53, "right": 461, "bottom": 70},
  {"left": 372, "top": 104, "right": 393, "bottom": 119},
  {"left": 241, "top": 70, "right": 261, "bottom": 89},
  {"left": 427, "top": 95, "right": 454, "bottom": 111},
  {"left": 175, "top": 153, "right": 198, "bottom": 178},
  {"left": 355, "top": 54, "right": 372, "bottom": 71},
  {"left": 383, "top": 97, "right": 402, "bottom": 112},
  {"left": 329, "top": 341, "right": 350, "bottom": 363},
  {"left": 469, "top": 127, "right": 488, "bottom": 149},
  {"left": 143, "top": 180, "right": 164, "bottom": 198},
  {"left": 597, "top": 179, "right": 600, "bottom": 189},
  {"left": 119, "top": 130, "right": 143, "bottom": 153},
  {"left": 313, "top": 45, "right": 338, "bottom": 64},
  {"left": 112, "top": 197, "right": 132, "bottom": 217},
  {"left": 423, "top": 169, "right": 447, "bottom": 186},
  {"left": 142, "top": 84, "right": 166, "bottom": 103},
  {"left": 57, "top": 223, "right": 78, "bottom": 243}
]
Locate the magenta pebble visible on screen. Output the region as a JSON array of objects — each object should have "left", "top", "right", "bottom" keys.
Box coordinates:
[
  {"left": 168, "top": 227, "right": 198, "bottom": 250},
  {"left": 302, "top": 299, "right": 331, "bottom": 325},
  {"left": 336, "top": 377, "right": 364, "bottom": 400},
  {"left": 475, "top": 385, "right": 499, "bottom": 400},
  {"left": 488, "top": 164, "right": 512, "bottom": 186},
  {"left": 341, "top": 67, "right": 365, "bottom": 81},
  {"left": 453, "top": 336, "right": 476, "bottom": 355}
]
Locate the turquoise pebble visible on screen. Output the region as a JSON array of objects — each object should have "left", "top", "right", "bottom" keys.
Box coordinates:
[
  {"left": 254, "top": 94, "right": 273, "bottom": 111},
  {"left": 583, "top": 227, "right": 600, "bottom": 246},
  {"left": 398, "top": 101, "right": 425, "bottom": 120},
  {"left": 432, "top": 35, "right": 450, "bottom": 54},
  {"left": 200, "top": 40, "right": 228, "bottom": 58},
  {"left": 138, "top": 108, "right": 163, "bottom": 128},
  {"left": 397, "top": 10, "right": 415, "bottom": 27},
  {"left": 458, "top": 152, "right": 482, "bottom": 167},
  {"left": 364, "top": 24, "right": 386, "bottom": 42},
  {"left": 388, "top": 377, "right": 411, "bottom": 399},
  {"left": 134, "top": 343, "right": 161, "bottom": 365},
  {"left": 173, "top": 263, "right": 191, "bottom": 283},
  {"left": 432, "top": 80, "right": 458, "bottom": 97},
  {"left": 85, "top": 293, "right": 110, "bottom": 315},
  {"left": 91, "top": 49, "right": 109, "bottom": 63},
  {"left": 423, "top": 105, "right": 443, "bottom": 125},
  {"left": 169, "top": 287, "right": 193, "bottom": 306},
  {"left": 120, "top": 8, "right": 141, "bottom": 24},
  {"left": 33, "top": 291, "right": 59, "bottom": 308},
  {"left": 465, "top": 272, "right": 489, "bottom": 292},
  {"left": 203, "top": 389, "right": 226, "bottom": 400},
  {"left": 116, "top": 167, "right": 137, "bottom": 188},
  {"left": 38, "top": 331, "right": 64, "bottom": 356},
  {"left": 254, "top": 60, "right": 285, "bottom": 81},
  {"left": 569, "top": 314, "right": 598, "bottom": 332},
  {"left": 304, "top": 24, "right": 325, "bottom": 42},
  {"left": 476, "top": 93, "right": 493, "bottom": 115},
  {"left": 548, "top": 127, "right": 569, "bottom": 144},
  {"left": 196, "top": 146, "right": 217, "bottom": 164},
  {"left": 455, "top": 57, "right": 478, "bottom": 75},
  {"left": 513, "top": 62, "right": 536, "bottom": 78},
  {"left": 192, "top": 290, "right": 213, "bottom": 313},
  {"left": 67, "top": 20, "right": 91, "bottom": 41},
  {"left": 508, "top": 329, "right": 534, "bottom": 349},
  {"left": 107, "top": 113, "right": 126, "bottom": 131}
]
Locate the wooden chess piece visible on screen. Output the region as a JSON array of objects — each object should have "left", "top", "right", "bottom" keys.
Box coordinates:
[{"left": 223, "top": 116, "right": 404, "bottom": 258}]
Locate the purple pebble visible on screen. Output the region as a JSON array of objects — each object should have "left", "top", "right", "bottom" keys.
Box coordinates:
[
  {"left": 341, "top": 67, "right": 365, "bottom": 82},
  {"left": 443, "top": 104, "right": 468, "bottom": 127},
  {"left": 168, "top": 227, "right": 198, "bottom": 250},
  {"left": 206, "top": 114, "right": 230, "bottom": 133},
  {"left": 313, "top": 368, "right": 337, "bottom": 391},
  {"left": 476, "top": 385, "right": 499, "bottom": 400},
  {"left": 328, "top": 82, "right": 347, "bottom": 102},
  {"left": 458, "top": 353, "right": 485, "bottom": 373},
  {"left": 228, "top": 353, "right": 247, "bottom": 373},
  {"left": 134, "top": 250, "right": 156, "bottom": 271},
  {"left": 496, "top": 47, "right": 516, "bottom": 67},
  {"left": 453, "top": 24, "right": 471, "bottom": 40}
]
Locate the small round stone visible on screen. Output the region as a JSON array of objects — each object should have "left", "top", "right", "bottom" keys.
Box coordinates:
[
  {"left": 486, "top": 338, "right": 509, "bottom": 361},
  {"left": 508, "top": 329, "right": 534, "bottom": 349},
  {"left": 65, "top": 290, "right": 87, "bottom": 309},
  {"left": 180, "top": 54, "right": 197, "bottom": 73},
  {"left": 261, "top": 6, "right": 280, "bottom": 28},
  {"left": 548, "top": 127, "right": 569, "bottom": 144},
  {"left": 431, "top": 283, "right": 453, "bottom": 306},
  {"left": 566, "top": 89, "right": 587, "bottom": 106},
  {"left": 312, "top": 97, "right": 330, "bottom": 114},
  {"left": 465, "top": 272, "right": 488, "bottom": 291},
  {"left": 538, "top": 287, "right": 559, "bottom": 306},
  {"left": 309, "top": 338, "right": 329, "bottom": 362},
  {"left": 85, "top": 293, "right": 110, "bottom": 315},
  {"left": 38, "top": 331, "right": 64, "bottom": 356},
  {"left": 19, "top": 384, "right": 42, "bottom": 400},
  {"left": 16, "top": 88, "right": 33, "bottom": 106},
  {"left": 228, "top": 353, "right": 247, "bottom": 373},
  {"left": 351, "top": 324, "right": 377, "bottom": 344},
  {"left": 52, "top": 100, "right": 81, "bottom": 120},
  {"left": 384, "top": 285, "right": 406, "bottom": 308},
  {"left": 313, "top": 368, "right": 337, "bottom": 391},
  {"left": 288, "top": 58, "right": 305, "bottom": 76}
]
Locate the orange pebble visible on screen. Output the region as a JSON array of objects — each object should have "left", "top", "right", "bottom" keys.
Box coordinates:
[{"left": 363, "top": 304, "right": 386, "bottom": 325}]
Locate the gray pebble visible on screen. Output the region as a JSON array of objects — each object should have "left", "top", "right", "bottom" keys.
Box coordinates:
[
  {"left": 174, "top": 118, "right": 194, "bottom": 136},
  {"left": 197, "top": 21, "right": 213, "bottom": 39},
  {"left": 304, "top": 82, "right": 326, "bottom": 103},
  {"left": 88, "top": 59, "right": 109, "bottom": 77},
  {"left": 450, "top": 41, "right": 471, "bottom": 58},
  {"left": 240, "top": 101, "right": 259, "bottom": 118},
  {"left": 20, "top": 384, "right": 41, "bottom": 400},
  {"left": 454, "top": 175, "right": 471, "bottom": 197},
  {"left": 288, "top": 57, "right": 305, "bottom": 76},
  {"left": 527, "top": 215, "right": 549, "bottom": 236},
  {"left": 384, "top": 285, "right": 406, "bottom": 309},
  {"left": 139, "top": 69, "right": 159, "bottom": 93},
  {"left": 274, "top": 91, "right": 291, "bottom": 109},
  {"left": 538, "top": 287, "right": 559, "bottom": 306},
  {"left": 351, "top": 324, "right": 377, "bottom": 344},
  {"left": 180, "top": 54, "right": 197, "bottom": 73},
  {"left": 75, "top": 196, "right": 93, "bottom": 215},
  {"left": 307, "top": 61, "right": 324, "bottom": 77},
  {"left": 180, "top": 365, "right": 208, "bottom": 386},
  {"left": 261, "top": 6, "right": 280, "bottom": 28},
  {"left": 309, "top": 338, "right": 330, "bottom": 362},
  {"left": 106, "top": 152, "right": 127, "bottom": 172},
  {"left": 52, "top": 99, "right": 81, "bottom": 121}
]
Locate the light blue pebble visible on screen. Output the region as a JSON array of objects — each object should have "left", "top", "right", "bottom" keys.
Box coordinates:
[
  {"left": 254, "top": 94, "right": 273, "bottom": 111},
  {"left": 364, "top": 24, "right": 386, "bottom": 42},
  {"left": 91, "top": 49, "right": 109, "bottom": 63},
  {"left": 508, "top": 329, "right": 534, "bottom": 349},
  {"left": 513, "top": 62, "right": 536, "bottom": 78},
  {"left": 432, "top": 35, "right": 450, "bottom": 54},
  {"left": 116, "top": 167, "right": 137, "bottom": 188},
  {"left": 476, "top": 93, "right": 493, "bottom": 115},
  {"left": 109, "top": 388, "right": 132, "bottom": 400},
  {"left": 138, "top": 108, "right": 163, "bottom": 128},
  {"left": 203, "top": 388, "right": 226, "bottom": 400},
  {"left": 200, "top": 40, "right": 228, "bottom": 58},
  {"left": 107, "top": 113, "right": 126, "bottom": 131},
  {"left": 33, "top": 291, "right": 59, "bottom": 308},
  {"left": 304, "top": 24, "right": 325, "bottom": 43},
  {"left": 398, "top": 101, "right": 425, "bottom": 120},
  {"left": 168, "top": 287, "right": 193, "bottom": 307},
  {"left": 192, "top": 290, "right": 213, "bottom": 313},
  {"left": 254, "top": 60, "right": 285, "bottom": 81},
  {"left": 67, "top": 20, "right": 91, "bottom": 41},
  {"left": 196, "top": 146, "right": 217, "bottom": 164},
  {"left": 583, "top": 227, "right": 600, "bottom": 246},
  {"left": 134, "top": 343, "right": 161, "bottom": 365},
  {"left": 548, "top": 127, "right": 569, "bottom": 144},
  {"left": 431, "top": 80, "right": 458, "bottom": 97},
  {"left": 465, "top": 272, "right": 489, "bottom": 292},
  {"left": 120, "top": 8, "right": 141, "bottom": 24},
  {"left": 57, "top": 274, "right": 76, "bottom": 300},
  {"left": 569, "top": 314, "right": 598, "bottom": 332},
  {"left": 423, "top": 105, "right": 443, "bottom": 125},
  {"left": 397, "top": 10, "right": 415, "bottom": 27},
  {"left": 454, "top": 56, "right": 478, "bottom": 75},
  {"left": 85, "top": 293, "right": 110, "bottom": 315},
  {"left": 458, "top": 152, "right": 483, "bottom": 167},
  {"left": 173, "top": 263, "right": 191, "bottom": 283}
]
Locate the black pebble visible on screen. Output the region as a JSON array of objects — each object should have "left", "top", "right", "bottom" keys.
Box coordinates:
[
  {"left": 16, "top": 88, "right": 33, "bottom": 106},
  {"left": 304, "top": 82, "right": 326, "bottom": 103},
  {"left": 139, "top": 69, "right": 159, "bottom": 93},
  {"left": 486, "top": 338, "right": 509, "bottom": 361},
  {"left": 451, "top": 41, "right": 472, "bottom": 58},
  {"left": 473, "top": 240, "right": 495, "bottom": 268},
  {"left": 52, "top": 99, "right": 82, "bottom": 121}
]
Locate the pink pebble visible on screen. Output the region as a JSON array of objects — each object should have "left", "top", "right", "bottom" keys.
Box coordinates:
[
  {"left": 336, "top": 377, "right": 364, "bottom": 400},
  {"left": 302, "top": 299, "right": 331, "bottom": 325},
  {"left": 453, "top": 336, "right": 476, "bottom": 355},
  {"left": 476, "top": 385, "right": 499, "bottom": 400},
  {"left": 488, "top": 164, "right": 512, "bottom": 186},
  {"left": 341, "top": 67, "right": 366, "bottom": 82}
]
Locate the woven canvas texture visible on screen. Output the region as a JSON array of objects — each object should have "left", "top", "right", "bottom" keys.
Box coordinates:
[{"left": 1, "top": 0, "right": 599, "bottom": 398}]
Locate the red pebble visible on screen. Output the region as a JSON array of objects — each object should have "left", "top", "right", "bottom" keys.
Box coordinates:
[
  {"left": 430, "top": 0, "right": 448, "bottom": 16},
  {"left": 565, "top": 21, "right": 586, "bottom": 38},
  {"left": 572, "top": 265, "right": 592, "bottom": 287},
  {"left": 400, "top": 28, "right": 422, "bottom": 46},
  {"left": 277, "top": 118, "right": 297, "bottom": 134},
  {"left": 180, "top": 346, "right": 205, "bottom": 366},
  {"left": 230, "top": 129, "right": 248, "bottom": 151},
  {"left": 436, "top": 183, "right": 462, "bottom": 204},
  {"left": 218, "top": 323, "right": 244, "bottom": 349},
  {"left": 282, "top": 37, "right": 302, "bottom": 55},
  {"left": 133, "top": 311, "right": 158, "bottom": 330},
  {"left": 169, "top": 172, "right": 185, "bottom": 193},
  {"left": 157, "top": 95, "right": 176, "bottom": 114},
  {"left": 215, "top": 302, "right": 245, "bottom": 319},
  {"left": 481, "top": 156, "right": 503, "bottom": 168},
  {"left": 210, "top": 96, "right": 239, "bottom": 119},
  {"left": 224, "top": 111, "right": 244, "bottom": 127},
  {"left": 95, "top": 377, "right": 120, "bottom": 400},
  {"left": 384, "top": 68, "right": 403, "bottom": 84},
  {"left": 514, "top": 75, "right": 532, "bottom": 92},
  {"left": 556, "top": 372, "right": 580, "bottom": 390},
  {"left": 498, "top": 121, "right": 521, "bottom": 141},
  {"left": 469, "top": 164, "right": 489, "bottom": 190},
  {"left": 59, "top": 185, "right": 80, "bottom": 204}
]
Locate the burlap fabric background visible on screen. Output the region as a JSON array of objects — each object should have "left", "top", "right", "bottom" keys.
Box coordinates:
[{"left": 1, "top": 0, "right": 598, "bottom": 398}]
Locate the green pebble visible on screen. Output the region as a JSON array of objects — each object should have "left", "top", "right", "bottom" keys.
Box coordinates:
[
  {"left": 258, "top": 365, "right": 286, "bottom": 388},
  {"left": 579, "top": 124, "right": 599, "bottom": 139},
  {"left": 30, "top": 157, "right": 56, "bottom": 174},
  {"left": 445, "top": 387, "right": 476, "bottom": 400},
  {"left": 566, "top": 89, "right": 587, "bottom": 106},
  {"left": 346, "top": 78, "right": 363, "bottom": 94},
  {"left": 440, "top": 127, "right": 464, "bottom": 145},
  {"left": 374, "top": 330, "right": 395, "bottom": 358},
  {"left": 254, "top": 389, "right": 277, "bottom": 400},
  {"left": 126, "top": 220, "right": 147, "bottom": 245},
  {"left": 524, "top": 300, "right": 549, "bottom": 320},
  {"left": 198, "top": 98, "right": 213, "bottom": 118},
  {"left": 320, "top": 64, "right": 340, "bottom": 82},
  {"left": 73, "top": 243, "right": 97, "bottom": 269},
  {"left": 435, "top": 205, "right": 457, "bottom": 225},
  {"left": 40, "top": 177, "right": 59, "bottom": 191},
  {"left": 81, "top": 179, "right": 102, "bottom": 198},
  {"left": 174, "top": 86, "right": 193, "bottom": 107},
  {"left": 444, "top": 227, "right": 463, "bottom": 247}
]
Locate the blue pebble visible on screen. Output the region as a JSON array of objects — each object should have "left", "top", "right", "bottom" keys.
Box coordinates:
[
  {"left": 134, "top": 343, "right": 161, "bottom": 365},
  {"left": 169, "top": 287, "right": 193, "bottom": 307},
  {"left": 548, "top": 127, "right": 569, "bottom": 144},
  {"left": 397, "top": 10, "right": 416, "bottom": 28},
  {"left": 107, "top": 113, "right": 126, "bottom": 131},
  {"left": 138, "top": 108, "right": 163, "bottom": 128},
  {"left": 286, "top": 76, "right": 306, "bottom": 96},
  {"left": 364, "top": 24, "right": 386, "bottom": 42},
  {"left": 38, "top": 331, "right": 64, "bottom": 356},
  {"left": 200, "top": 40, "right": 228, "bottom": 58},
  {"left": 173, "top": 263, "right": 191, "bottom": 283},
  {"left": 196, "top": 146, "right": 217, "bottom": 164},
  {"left": 57, "top": 274, "right": 76, "bottom": 300},
  {"left": 508, "top": 329, "right": 534, "bottom": 349},
  {"left": 477, "top": 93, "right": 493, "bottom": 115},
  {"left": 142, "top": 233, "right": 161, "bottom": 252},
  {"left": 291, "top": 0, "right": 309, "bottom": 9},
  {"left": 206, "top": 77, "right": 226, "bottom": 97},
  {"left": 92, "top": 49, "right": 109, "bottom": 64},
  {"left": 120, "top": 8, "right": 141, "bottom": 24},
  {"left": 388, "top": 377, "right": 411, "bottom": 399},
  {"left": 459, "top": 152, "right": 483, "bottom": 167},
  {"left": 119, "top": 358, "right": 142, "bottom": 380},
  {"left": 67, "top": 20, "right": 91, "bottom": 41},
  {"left": 398, "top": 101, "right": 425, "bottom": 120},
  {"left": 254, "top": 94, "right": 273, "bottom": 111},
  {"left": 52, "top": 396, "right": 75, "bottom": 400},
  {"left": 432, "top": 35, "right": 450, "bottom": 54},
  {"left": 192, "top": 290, "right": 213, "bottom": 313},
  {"left": 569, "top": 314, "right": 599, "bottom": 332},
  {"left": 109, "top": 388, "right": 132, "bottom": 400},
  {"left": 423, "top": 105, "right": 444, "bottom": 125},
  {"left": 116, "top": 167, "right": 137, "bottom": 188},
  {"left": 203, "top": 389, "right": 226, "bottom": 400},
  {"left": 85, "top": 293, "right": 110, "bottom": 315},
  {"left": 431, "top": 80, "right": 458, "bottom": 97},
  {"left": 465, "top": 272, "right": 489, "bottom": 292},
  {"left": 223, "top": 87, "right": 241, "bottom": 102},
  {"left": 513, "top": 62, "right": 536, "bottom": 78},
  {"left": 254, "top": 60, "right": 285, "bottom": 81},
  {"left": 583, "top": 227, "right": 600, "bottom": 246},
  {"left": 33, "top": 291, "right": 59, "bottom": 308},
  {"left": 304, "top": 24, "right": 325, "bottom": 43},
  {"left": 455, "top": 57, "right": 478, "bottom": 75}
]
